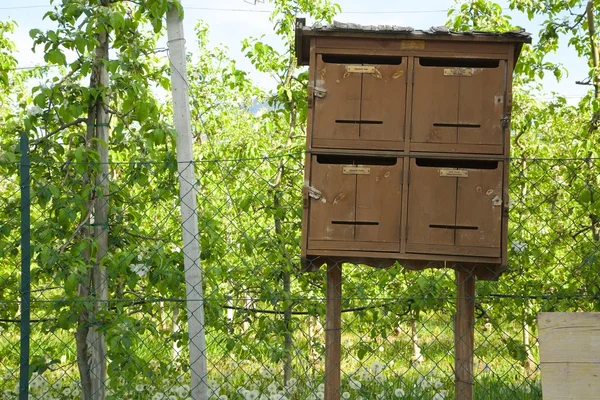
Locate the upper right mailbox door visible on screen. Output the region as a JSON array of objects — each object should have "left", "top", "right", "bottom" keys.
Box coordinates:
[{"left": 411, "top": 57, "right": 507, "bottom": 154}]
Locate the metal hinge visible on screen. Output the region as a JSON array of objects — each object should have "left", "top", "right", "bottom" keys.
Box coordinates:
[{"left": 501, "top": 116, "right": 510, "bottom": 129}]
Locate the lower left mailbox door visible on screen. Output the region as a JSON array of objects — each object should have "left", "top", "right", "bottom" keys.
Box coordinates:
[{"left": 307, "top": 154, "right": 403, "bottom": 252}]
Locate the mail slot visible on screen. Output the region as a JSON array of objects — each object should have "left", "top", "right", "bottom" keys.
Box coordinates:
[
  {"left": 406, "top": 158, "right": 504, "bottom": 257},
  {"left": 312, "top": 54, "right": 407, "bottom": 149},
  {"left": 306, "top": 154, "right": 403, "bottom": 251},
  {"left": 411, "top": 57, "right": 507, "bottom": 154}
]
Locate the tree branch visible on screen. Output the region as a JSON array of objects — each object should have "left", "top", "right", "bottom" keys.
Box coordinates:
[{"left": 32, "top": 117, "right": 88, "bottom": 146}]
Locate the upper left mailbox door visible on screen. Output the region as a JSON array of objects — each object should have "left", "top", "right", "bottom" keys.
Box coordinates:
[{"left": 311, "top": 54, "right": 407, "bottom": 150}]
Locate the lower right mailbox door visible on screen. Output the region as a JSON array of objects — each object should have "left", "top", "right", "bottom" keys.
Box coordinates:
[{"left": 406, "top": 158, "right": 504, "bottom": 258}]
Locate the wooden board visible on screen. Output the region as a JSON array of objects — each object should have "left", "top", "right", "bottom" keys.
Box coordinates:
[
  {"left": 308, "top": 156, "right": 402, "bottom": 249},
  {"left": 308, "top": 159, "right": 356, "bottom": 241},
  {"left": 455, "top": 162, "right": 503, "bottom": 248},
  {"left": 411, "top": 58, "right": 459, "bottom": 145},
  {"left": 355, "top": 159, "right": 403, "bottom": 243},
  {"left": 406, "top": 158, "right": 504, "bottom": 256},
  {"left": 315, "top": 37, "right": 512, "bottom": 54},
  {"left": 406, "top": 158, "right": 456, "bottom": 246},
  {"left": 538, "top": 312, "right": 600, "bottom": 400},
  {"left": 458, "top": 61, "right": 506, "bottom": 146},
  {"left": 313, "top": 55, "right": 361, "bottom": 142},
  {"left": 360, "top": 62, "right": 407, "bottom": 142},
  {"left": 411, "top": 57, "right": 507, "bottom": 153}
]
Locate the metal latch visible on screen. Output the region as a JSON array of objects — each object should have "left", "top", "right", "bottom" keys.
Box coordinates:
[
  {"left": 314, "top": 87, "right": 327, "bottom": 98},
  {"left": 305, "top": 185, "right": 326, "bottom": 203}
]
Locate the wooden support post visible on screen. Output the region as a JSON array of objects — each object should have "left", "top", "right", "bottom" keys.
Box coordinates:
[
  {"left": 455, "top": 268, "right": 475, "bottom": 400},
  {"left": 324, "top": 263, "right": 342, "bottom": 400}
]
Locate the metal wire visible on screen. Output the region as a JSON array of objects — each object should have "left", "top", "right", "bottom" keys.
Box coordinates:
[{"left": 2, "top": 154, "right": 598, "bottom": 399}]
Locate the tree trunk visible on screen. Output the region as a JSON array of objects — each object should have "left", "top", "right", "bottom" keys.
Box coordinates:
[
  {"left": 274, "top": 191, "right": 293, "bottom": 384},
  {"left": 89, "top": 3, "right": 110, "bottom": 396},
  {"left": 586, "top": 0, "right": 600, "bottom": 242},
  {"left": 76, "top": 1, "right": 110, "bottom": 397},
  {"left": 76, "top": 269, "right": 93, "bottom": 400}
]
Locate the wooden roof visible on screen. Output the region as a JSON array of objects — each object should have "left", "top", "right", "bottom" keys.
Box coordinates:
[{"left": 295, "top": 18, "right": 532, "bottom": 66}]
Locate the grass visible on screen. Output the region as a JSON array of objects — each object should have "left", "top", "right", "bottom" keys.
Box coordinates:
[{"left": 0, "top": 306, "right": 543, "bottom": 399}]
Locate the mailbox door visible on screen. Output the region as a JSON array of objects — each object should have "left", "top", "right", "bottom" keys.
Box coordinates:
[
  {"left": 308, "top": 156, "right": 356, "bottom": 241},
  {"left": 455, "top": 162, "right": 503, "bottom": 248},
  {"left": 411, "top": 58, "right": 460, "bottom": 145},
  {"left": 313, "top": 55, "right": 361, "bottom": 142},
  {"left": 406, "top": 158, "right": 457, "bottom": 246},
  {"left": 411, "top": 58, "right": 506, "bottom": 150},
  {"left": 360, "top": 60, "right": 407, "bottom": 142},
  {"left": 355, "top": 159, "right": 403, "bottom": 243},
  {"left": 458, "top": 61, "right": 506, "bottom": 146}
]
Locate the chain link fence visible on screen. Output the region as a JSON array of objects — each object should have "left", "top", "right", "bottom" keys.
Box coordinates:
[{"left": 1, "top": 147, "right": 599, "bottom": 399}]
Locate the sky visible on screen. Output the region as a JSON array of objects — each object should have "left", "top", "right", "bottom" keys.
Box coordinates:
[{"left": 0, "top": 0, "right": 591, "bottom": 102}]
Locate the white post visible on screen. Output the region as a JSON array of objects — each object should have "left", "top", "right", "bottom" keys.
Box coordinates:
[{"left": 167, "top": 6, "right": 209, "bottom": 400}]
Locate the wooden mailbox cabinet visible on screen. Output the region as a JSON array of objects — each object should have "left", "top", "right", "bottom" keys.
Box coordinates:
[{"left": 296, "top": 20, "right": 531, "bottom": 279}]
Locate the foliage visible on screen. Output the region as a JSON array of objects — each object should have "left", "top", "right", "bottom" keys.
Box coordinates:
[{"left": 1, "top": 0, "right": 600, "bottom": 398}]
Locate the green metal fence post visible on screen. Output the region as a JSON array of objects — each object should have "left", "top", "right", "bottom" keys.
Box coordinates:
[{"left": 19, "top": 131, "right": 31, "bottom": 400}]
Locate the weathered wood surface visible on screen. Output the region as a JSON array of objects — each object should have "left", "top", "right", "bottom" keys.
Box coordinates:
[
  {"left": 300, "top": 30, "right": 522, "bottom": 277},
  {"left": 538, "top": 312, "right": 600, "bottom": 400},
  {"left": 324, "top": 264, "right": 342, "bottom": 400},
  {"left": 455, "top": 269, "right": 475, "bottom": 400}
]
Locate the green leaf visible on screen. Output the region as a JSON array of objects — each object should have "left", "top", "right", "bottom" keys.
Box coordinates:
[
  {"left": 2, "top": 151, "right": 16, "bottom": 162},
  {"left": 579, "top": 189, "right": 592, "bottom": 204},
  {"left": 45, "top": 48, "right": 67, "bottom": 65},
  {"left": 74, "top": 147, "right": 84, "bottom": 162},
  {"left": 29, "top": 29, "right": 42, "bottom": 39},
  {"left": 75, "top": 37, "right": 86, "bottom": 54},
  {"left": 111, "top": 11, "right": 125, "bottom": 30},
  {"left": 65, "top": 273, "right": 79, "bottom": 295}
]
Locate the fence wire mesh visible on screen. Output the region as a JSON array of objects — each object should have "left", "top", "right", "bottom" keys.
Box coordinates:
[{"left": 1, "top": 154, "right": 599, "bottom": 400}]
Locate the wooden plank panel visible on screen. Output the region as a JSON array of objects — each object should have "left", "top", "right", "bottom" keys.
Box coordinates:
[
  {"left": 308, "top": 157, "right": 356, "bottom": 241},
  {"left": 458, "top": 61, "right": 506, "bottom": 146},
  {"left": 406, "top": 158, "right": 456, "bottom": 246},
  {"left": 360, "top": 62, "right": 407, "bottom": 142},
  {"left": 538, "top": 312, "right": 600, "bottom": 363},
  {"left": 308, "top": 240, "right": 399, "bottom": 252},
  {"left": 411, "top": 58, "right": 459, "bottom": 145},
  {"left": 540, "top": 363, "right": 600, "bottom": 400},
  {"left": 355, "top": 159, "right": 402, "bottom": 245},
  {"left": 315, "top": 37, "right": 511, "bottom": 53},
  {"left": 313, "top": 55, "right": 360, "bottom": 142},
  {"left": 409, "top": 142, "right": 503, "bottom": 155},
  {"left": 306, "top": 247, "right": 500, "bottom": 263},
  {"left": 405, "top": 243, "right": 500, "bottom": 258},
  {"left": 455, "top": 162, "right": 503, "bottom": 249},
  {"left": 312, "top": 138, "right": 404, "bottom": 151},
  {"left": 316, "top": 47, "right": 510, "bottom": 60},
  {"left": 538, "top": 313, "right": 600, "bottom": 400}
]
